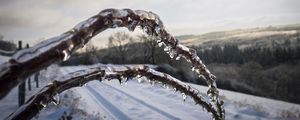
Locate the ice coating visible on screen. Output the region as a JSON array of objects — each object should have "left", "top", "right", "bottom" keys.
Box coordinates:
[
  {"left": 12, "top": 33, "right": 73, "bottom": 63},
  {"left": 0, "top": 8, "right": 224, "bottom": 120}
]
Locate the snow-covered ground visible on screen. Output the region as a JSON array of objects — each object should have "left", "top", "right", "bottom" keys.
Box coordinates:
[
  {"left": 0, "top": 55, "right": 9, "bottom": 64},
  {"left": 0, "top": 62, "right": 300, "bottom": 120}
]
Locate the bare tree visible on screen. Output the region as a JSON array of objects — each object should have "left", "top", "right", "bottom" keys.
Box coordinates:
[
  {"left": 138, "top": 35, "right": 158, "bottom": 64},
  {"left": 84, "top": 41, "right": 99, "bottom": 64},
  {"left": 108, "top": 32, "right": 133, "bottom": 63}
]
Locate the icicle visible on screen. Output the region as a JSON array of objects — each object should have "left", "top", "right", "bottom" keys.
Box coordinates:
[
  {"left": 164, "top": 46, "right": 170, "bottom": 52},
  {"left": 173, "top": 87, "right": 177, "bottom": 93},
  {"left": 182, "top": 92, "right": 187, "bottom": 101},
  {"left": 175, "top": 55, "right": 181, "bottom": 60},
  {"left": 169, "top": 49, "right": 176, "bottom": 59},
  {"left": 158, "top": 42, "right": 164, "bottom": 47},
  {"left": 191, "top": 66, "right": 195, "bottom": 71},
  {"left": 120, "top": 76, "right": 128, "bottom": 85},
  {"left": 154, "top": 27, "right": 161, "bottom": 34},
  {"left": 62, "top": 50, "right": 70, "bottom": 61},
  {"left": 156, "top": 39, "right": 162, "bottom": 43},
  {"left": 151, "top": 81, "right": 155, "bottom": 87},
  {"left": 52, "top": 94, "right": 60, "bottom": 105},
  {"left": 122, "top": 81, "right": 128, "bottom": 85},
  {"left": 117, "top": 79, "right": 122, "bottom": 85},
  {"left": 127, "top": 17, "right": 132, "bottom": 22},
  {"left": 40, "top": 100, "right": 47, "bottom": 108},
  {"left": 169, "top": 52, "right": 174, "bottom": 58},
  {"left": 137, "top": 78, "right": 143, "bottom": 83},
  {"left": 162, "top": 84, "right": 167, "bottom": 89}
]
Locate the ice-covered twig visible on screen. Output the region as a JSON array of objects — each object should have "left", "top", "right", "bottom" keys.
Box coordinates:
[
  {"left": 6, "top": 65, "right": 222, "bottom": 120},
  {"left": 5, "top": 68, "right": 105, "bottom": 120},
  {"left": 0, "top": 8, "right": 224, "bottom": 119},
  {"left": 104, "top": 65, "right": 223, "bottom": 120}
]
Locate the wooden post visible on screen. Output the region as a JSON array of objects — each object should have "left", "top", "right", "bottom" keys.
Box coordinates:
[
  {"left": 18, "top": 41, "right": 26, "bottom": 106},
  {"left": 25, "top": 44, "right": 32, "bottom": 91},
  {"left": 34, "top": 71, "right": 39, "bottom": 88}
]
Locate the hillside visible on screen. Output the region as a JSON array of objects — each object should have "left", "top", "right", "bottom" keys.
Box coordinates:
[
  {"left": 0, "top": 63, "right": 299, "bottom": 120},
  {"left": 176, "top": 24, "right": 300, "bottom": 48}
]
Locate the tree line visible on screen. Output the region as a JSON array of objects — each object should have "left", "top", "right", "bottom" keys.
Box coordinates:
[{"left": 197, "top": 42, "right": 300, "bottom": 66}]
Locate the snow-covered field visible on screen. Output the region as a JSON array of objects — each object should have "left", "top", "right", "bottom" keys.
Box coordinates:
[{"left": 0, "top": 60, "right": 299, "bottom": 120}]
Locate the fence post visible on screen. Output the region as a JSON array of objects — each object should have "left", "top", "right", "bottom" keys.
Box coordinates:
[
  {"left": 34, "top": 71, "right": 39, "bottom": 88},
  {"left": 18, "top": 41, "right": 26, "bottom": 106},
  {"left": 26, "top": 44, "right": 32, "bottom": 91}
]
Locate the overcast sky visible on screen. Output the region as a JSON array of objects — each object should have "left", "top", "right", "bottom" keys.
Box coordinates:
[{"left": 0, "top": 0, "right": 299, "bottom": 47}]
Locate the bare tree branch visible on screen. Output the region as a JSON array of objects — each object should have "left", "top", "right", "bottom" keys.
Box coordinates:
[
  {"left": 0, "top": 8, "right": 224, "bottom": 119},
  {"left": 6, "top": 65, "right": 222, "bottom": 120}
]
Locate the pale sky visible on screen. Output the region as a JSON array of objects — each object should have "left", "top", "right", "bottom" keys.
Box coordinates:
[{"left": 0, "top": 0, "right": 299, "bottom": 47}]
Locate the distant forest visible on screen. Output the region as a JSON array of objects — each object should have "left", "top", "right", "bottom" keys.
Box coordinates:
[{"left": 197, "top": 40, "right": 300, "bottom": 66}]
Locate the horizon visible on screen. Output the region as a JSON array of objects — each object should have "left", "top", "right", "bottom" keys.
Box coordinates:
[{"left": 0, "top": 0, "right": 300, "bottom": 47}]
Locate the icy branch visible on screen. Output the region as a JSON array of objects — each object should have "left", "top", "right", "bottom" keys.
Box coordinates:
[
  {"left": 6, "top": 68, "right": 105, "bottom": 120},
  {"left": 6, "top": 65, "right": 223, "bottom": 120},
  {"left": 0, "top": 8, "right": 224, "bottom": 119}
]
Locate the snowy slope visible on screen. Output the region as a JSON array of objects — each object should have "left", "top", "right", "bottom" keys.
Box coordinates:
[
  {"left": 0, "top": 65, "right": 299, "bottom": 120},
  {"left": 0, "top": 55, "right": 9, "bottom": 64}
]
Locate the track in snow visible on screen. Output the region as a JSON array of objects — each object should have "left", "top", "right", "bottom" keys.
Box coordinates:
[
  {"left": 98, "top": 82, "right": 180, "bottom": 120},
  {"left": 62, "top": 67, "right": 180, "bottom": 120},
  {"left": 86, "top": 86, "right": 131, "bottom": 120}
]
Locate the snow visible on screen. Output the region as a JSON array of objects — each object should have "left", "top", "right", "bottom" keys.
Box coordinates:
[
  {"left": 0, "top": 64, "right": 299, "bottom": 120},
  {"left": 12, "top": 33, "right": 73, "bottom": 63},
  {"left": 0, "top": 55, "right": 9, "bottom": 64}
]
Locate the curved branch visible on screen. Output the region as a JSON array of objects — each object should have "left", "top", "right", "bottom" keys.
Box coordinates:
[
  {"left": 0, "top": 8, "right": 224, "bottom": 119},
  {"left": 6, "top": 68, "right": 105, "bottom": 120},
  {"left": 6, "top": 65, "right": 222, "bottom": 120}
]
